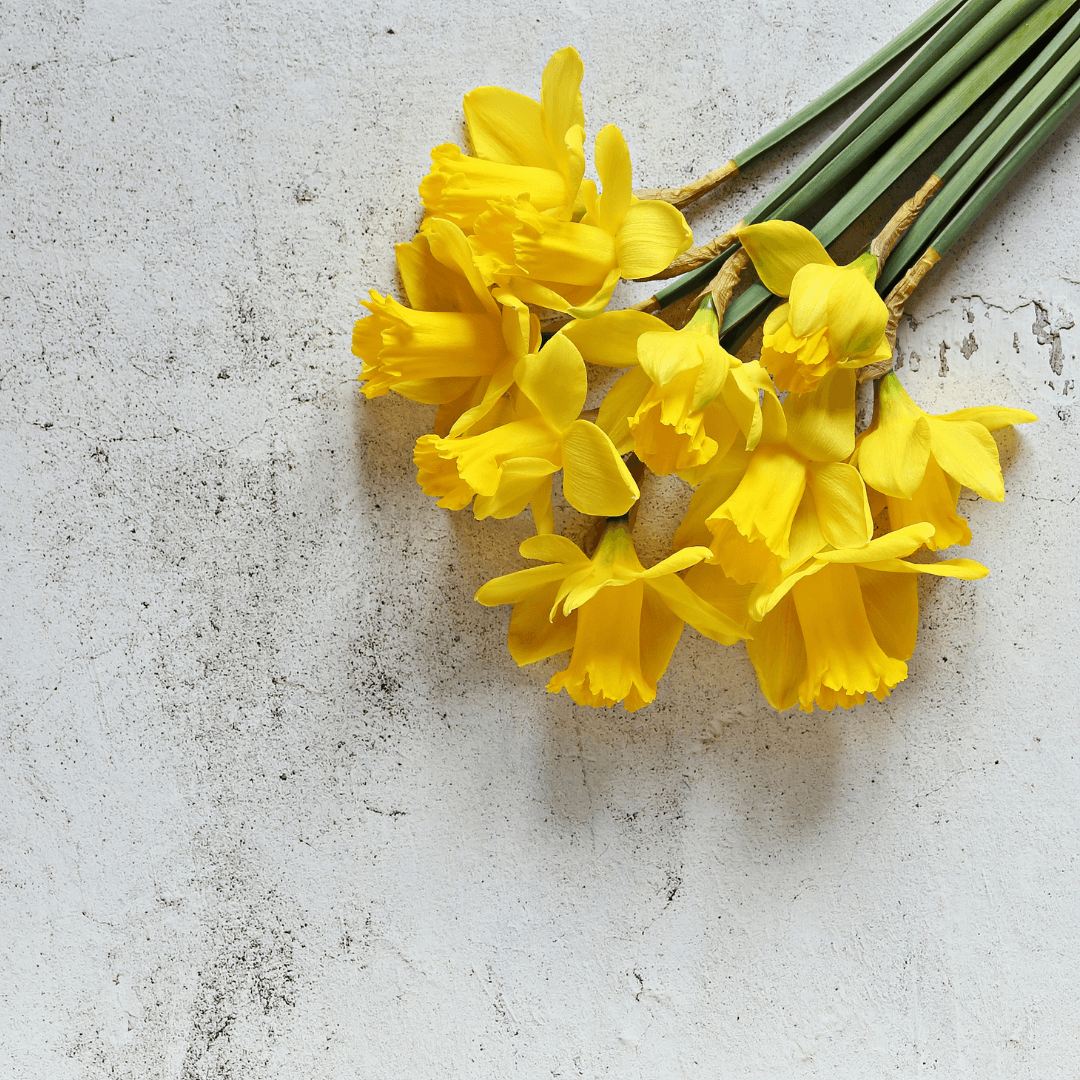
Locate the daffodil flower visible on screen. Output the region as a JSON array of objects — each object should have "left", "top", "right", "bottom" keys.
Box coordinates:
[
  {"left": 744, "top": 523, "right": 987, "bottom": 712},
  {"left": 420, "top": 47, "right": 587, "bottom": 232},
  {"left": 475, "top": 522, "right": 746, "bottom": 711},
  {"left": 413, "top": 335, "right": 639, "bottom": 532},
  {"left": 855, "top": 372, "right": 1037, "bottom": 550},
  {"left": 558, "top": 302, "right": 766, "bottom": 481},
  {"left": 738, "top": 220, "right": 891, "bottom": 393},
  {"left": 353, "top": 219, "right": 538, "bottom": 436},
  {"left": 470, "top": 125, "right": 692, "bottom": 319},
  {"left": 696, "top": 367, "right": 874, "bottom": 586}
]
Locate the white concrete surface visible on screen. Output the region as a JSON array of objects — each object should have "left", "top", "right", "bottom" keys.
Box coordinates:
[{"left": 2, "top": 1, "right": 1079, "bottom": 1076}]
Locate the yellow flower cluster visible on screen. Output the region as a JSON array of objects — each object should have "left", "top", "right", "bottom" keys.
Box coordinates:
[
  {"left": 355, "top": 49, "right": 1037, "bottom": 714},
  {"left": 354, "top": 47, "right": 692, "bottom": 531}
]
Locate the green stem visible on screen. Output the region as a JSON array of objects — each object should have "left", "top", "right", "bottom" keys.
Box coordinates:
[
  {"left": 743, "top": 0, "right": 1033, "bottom": 226},
  {"left": 658, "top": 0, "right": 1058, "bottom": 313},
  {"left": 931, "top": 67, "right": 1080, "bottom": 256},
  {"left": 882, "top": 5, "right": 1080, "bottom": 288},
  {"left": 782, "top": 0, "right": 1066, "bottom": 232},
  {"left": 733, "top": 0, "right": 969, "bottom": 172},
  {"left": 718, "top": 0, "right": 1075, "bottom": 344}
]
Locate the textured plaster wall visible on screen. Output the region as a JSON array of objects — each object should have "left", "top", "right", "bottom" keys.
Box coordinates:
[{"left": 2, "top": 0, "right": 1079, "bottom": 1076}]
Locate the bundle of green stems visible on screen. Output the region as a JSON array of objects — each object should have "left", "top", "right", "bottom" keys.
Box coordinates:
[{"left": 636, "top": 0, "right": 1080, "bottom": 351}]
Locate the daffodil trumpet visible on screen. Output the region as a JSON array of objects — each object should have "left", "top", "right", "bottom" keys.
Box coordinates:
[{"left": 745, "top": 523, "right": 988, "bottom": 713}]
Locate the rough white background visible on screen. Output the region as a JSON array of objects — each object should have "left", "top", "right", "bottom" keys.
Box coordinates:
[{"left": 2, "top": 0, "right": 1079, "bottom": 1076}]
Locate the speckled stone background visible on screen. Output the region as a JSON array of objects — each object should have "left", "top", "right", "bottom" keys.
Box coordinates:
[{"left": 3, "top": 0, "right": 1079, "bottom": 1076}]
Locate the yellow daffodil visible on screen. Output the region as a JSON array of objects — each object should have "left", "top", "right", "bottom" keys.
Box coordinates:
[
  {"left": 469, "top": 125, "right": 693, "bottom": 318},
  {"left": 747, "top": 523, "right": 987, "bottom": 712},
  {"left": 738, "top": 220, "right": 891, "bottom": 393},
  {"left": 414, "top": 335, "right": 639, "bottom": 532},
  {"left": 558, "top": 303, "right": 767, "bottom": 481},
  {"left": 855, "top": 372, "right": 1037, "bottom": 550},
  {"left": 420, "top": 47, "right": 587, "bottom": 232},
  {"left": 353, "top": 219, "right": 538, "bottom": 435},
  {"left": 475, "top": 522, "right": 746, "bottom": 710},
  {"left": 698, "top": 368, "right": 873, "bottom": 586}
]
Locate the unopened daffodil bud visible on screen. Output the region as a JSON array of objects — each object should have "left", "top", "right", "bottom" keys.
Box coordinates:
[{"left": 737, "top": 220, "right": 890, "bottom": 393}]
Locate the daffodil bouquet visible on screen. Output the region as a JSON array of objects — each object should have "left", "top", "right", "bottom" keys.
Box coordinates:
[{"left": 355, "top": 0, "right": 1077, "bottom": 712}]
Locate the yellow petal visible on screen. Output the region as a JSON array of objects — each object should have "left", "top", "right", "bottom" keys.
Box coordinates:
[
  {"left": 597, "top": 367, "right": 652, "bottom": 454},
  {"left": 616, "top": 200, "right": 694, "bottom": 279},
  {"left": 858, "top": 374, "right": 932, "bottom": 498},
  {"left": 934, "top": 406, "right": 1037, "bottom": 431},
  {"left": 562, "top": 268, "right": 622, "bottom": 319},
  {"left": 473, "top": 457, "right": 560, "bottom": 520},
  {"left": 737, "top": 221, "right": 834, "bottom": 297},
  {"left": 517, "top": 334, "right": 587, "bottom": 430},
  {"left": 672, "top": 444, "right": 753, "bottom": 548},
  {"left": 463, "top": 87, "right": 548, "bottom": 168},
  {"left": 559, "top": 309, "right": 672, "bottom": 367},
  {"left": 745, "top": 593, "right": 806, "bottom": 710},
  {"left": 856, "top": 567, "right": 918, "bottom": 662},
  {"left": 693, "top": 348, "right": 734, "bottom": 414},
  {"left": 388, "top": 377, "right": 475, "bottom": 406},
  {"left": 826, "top": 268, "right": 888, "bottom": 358},
  {"left": 723, "top": 359, "right": 775, "bottom": 451},
  {"left": 530, "top": 482, "right": 555, "bottom": 535},
  {"left": 759, "top": 383, "right": 789, "bottom": 444},
  {"left": 424, "top": 218, "right": 500, "bottom": 316},
  {"left": 447, "top": 360, "right": 518, "bottom": 437},
  {"left": 395, "top": 232, "right": 487, "bottom": 314},
  {"left": 561, "top": 420, "right": 640, "bottom": 516},
  {"left": 646, "top": 575, "right": 746, "bottom": 645},
  {"left": 563, "top": 124, "right": 587, "bottom": 200},
  {"left": 475, "top": 563, "right": 570, "bottom": 606},
  {"left": 748, "top": 561, "right": 827, "bottom": 621},
  {"left": 763, "top": 302, "right": 790, "bottom": 336},
  {"left": 639, "top": 546, "right": 714, "bottom": 579},
  {"left": 885, "top": 456, "right": 969, "bottom": 551},
  {"left": 925, "top": 417, "right": 1004, "bottom": 501},
  {"left": 784, "top": 367, "right": 856, "bottom": 462},
  {"left": 792, "top": 564, "right": 907, "bottom": 706},
  {"left": 637, "top": 324, "right": 703, "bottom": 388},
  {"left": 806, "top": 462, "right": 872, "bottom": 549},
  {"left": 520, "top": 533, "right": 589, "bottom": 564},
  {"left": 540, "top": 46, "right": 586, "bottom": 160},
  {"left": 787, "top": 263, "right": 836, "bottom": 339},
  {"left": 421, "top": 146, "right": 571, "bottom": 229},
  {"left": 778, "top": 492, "right": 827, "bottom": 574},
  {"left": 709, "top": 444, "right": 807, "bottom": 557},
  {"left": 814, "top": 522, "right": 935, "bottom": 564},
  {"left": 547, "top": 581, "right": 654, "bottom": 710},
  {"left": 508, "top": 581, "right": 579, "bottom": 664},
  {"left": 869, "top": 557, "right": 988, "bottom": 579},
  {"left": 593, "top": 124, "right": 633, "bottom": 233},
  {"left": 638, "top": 587, "right": 686, "bottom": 693},
  {"left": 498, "top": 272, "right": 619, "bottom": 320}
]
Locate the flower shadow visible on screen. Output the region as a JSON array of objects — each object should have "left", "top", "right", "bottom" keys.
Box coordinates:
[{"left": 531, "top": 635, "right": 848, "bottom": 842}]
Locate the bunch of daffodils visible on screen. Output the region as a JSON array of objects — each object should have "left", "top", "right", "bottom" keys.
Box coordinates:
[{"left": 356, "top": 15, "right": 1059, "bottom": 712}]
